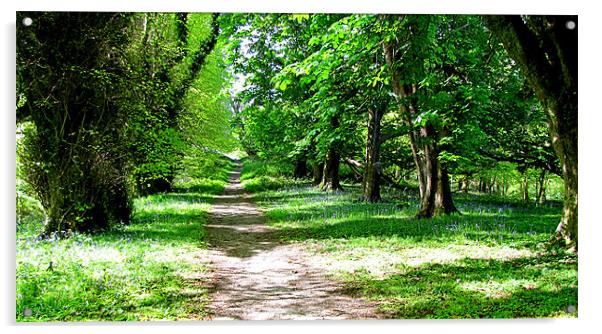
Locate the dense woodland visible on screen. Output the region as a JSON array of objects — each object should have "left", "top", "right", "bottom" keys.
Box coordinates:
[{"left": 16, "top": 12, "right": 577, "bottom": 320}]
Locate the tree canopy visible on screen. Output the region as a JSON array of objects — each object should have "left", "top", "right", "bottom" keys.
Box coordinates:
[{"left": 16, "top": 13, "right": 577, "bottom": 249}]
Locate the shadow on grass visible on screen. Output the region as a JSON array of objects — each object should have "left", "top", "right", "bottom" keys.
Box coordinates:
[
  {"left": 157, "top": 192, "right": 215, "bottom": 204},
  {"left": 173, "top": 185, "right": 224, "bottom": 195},
  {"left": 273, "top": 214, "right": 558, "bottom": 247},
  {"left": 254, "top": 188, "right": 352, "bottom": 203},
  {"left": 118, "top": 212, "right": 206, "bottom": 245},
  {"left": 341, "top": 253, "right": 577, "bottom": 318},
  {"left": 259, "top": 185, "right": 562, "bottom": 247}
]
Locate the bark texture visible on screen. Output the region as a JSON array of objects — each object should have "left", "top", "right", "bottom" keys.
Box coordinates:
[
  {"left": 536, "top": 170, "right": 547, "bottom": 205},
  {"left": 321, "top": 148, "right": 343, "bottom": 191},
  {"left": 312, "top": 162, "right": 324, "bottom": 186},
  {"left": 415, "top": 124, "right": 459, "bottom": 218}
]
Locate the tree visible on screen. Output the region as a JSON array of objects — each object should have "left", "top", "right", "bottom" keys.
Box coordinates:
[
  {"left": 222, "top": 13, "right": 352, "bottom": 189},
  {"left": 383, "top": 15, "right": 461, "bottom": 217},
  {"left": 16, "top": 12, "right": 226, "bottom": 236},
  {"left": 485, "top": 15, "right": 578, "bottom": 250},
  {"left": 17, "top": 12, "right": 135, "bottom": 234},
  {"left": 130, "top": 13, "right": 221, "bottom": 195}
]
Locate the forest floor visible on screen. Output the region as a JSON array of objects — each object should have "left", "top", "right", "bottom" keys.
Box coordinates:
[
  {"left": 15, "top": 157, "right": 578, "bottom": 321},
  {"left": 203, "top": 163, "right": 383, "bottom": 320}
]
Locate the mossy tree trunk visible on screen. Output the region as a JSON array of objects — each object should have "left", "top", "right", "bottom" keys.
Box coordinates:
[{"left": 17, "top": 12, "right": 134, "bottom": 235}]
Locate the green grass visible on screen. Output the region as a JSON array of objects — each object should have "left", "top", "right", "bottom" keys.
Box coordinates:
[
  {"left": 240, "top": 158, "right": 301, "bottom": 192},
  {"left": 16, "top": 193, "right": 213, "bottom": 321},
  {"left": 173, "top": 151, "right": 235, "bottom": 194},
  {"left": 15, "top": 154, "right": 236, "bottom": 322},
  {"left": 249, "top": 181, "right": 577, "bottom": 319}
]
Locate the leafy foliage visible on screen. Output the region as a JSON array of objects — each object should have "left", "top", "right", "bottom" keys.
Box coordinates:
[
  {"left": 17, "top": 12, "right": 136, "bottom": 234},
  {"left": 16, "top": 12, "right": 232, "bottom": 235}
]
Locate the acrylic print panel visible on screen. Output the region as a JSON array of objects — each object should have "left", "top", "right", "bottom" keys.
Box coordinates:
[{"left": 16, "top": 11, "right": 577, "bottom": 321}]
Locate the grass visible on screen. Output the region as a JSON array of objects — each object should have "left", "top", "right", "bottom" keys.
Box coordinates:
[
  {"left": 15, "top": 154, "right": 236, "bottom": 322},
  {"left": 240, "top": 158, "right": 301, "bottom": 192},
  {"left": 173, "top": 151, "right": 236, "bottom": 194},
  {"left": 15, "top": 155, "right": 578, "bottom": 320},
  {"left": 243, "top": 160, "right": 578, "bottom": 319},
  {"left": 16, "top": 193, "right": 212, "bottom": 321}
]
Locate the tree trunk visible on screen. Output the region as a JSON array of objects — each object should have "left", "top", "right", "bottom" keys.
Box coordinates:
[
  {"left": 17, "top": 13, "right": 134, "bottom": 236},
  {"left": 409, "top": 123, "right": 427, "bottom": 198},
  {"left": 362, "top": 107, "right": 383, "bottom": 202},
  {"left": 320, "top": 148, "right": 343, "bottom": 191},
  {"left": 312, "top": 162, "right": 324, "bottom": 186},
  {"left": 522, "top": 173, "right": 530, "bottom": 202},
  {"left": 320, "top": 115, "right": 344, "bottom": 192},
  {"left": 536, "top": 169, "right": 547, "bottom": 205},
  {"left": 485, "top": 15, "right": 577, "bottom": 249},
  {"left": 293, "top": 159, "right": 308, "bottom": 179},
  {"left": 384, "top": 41, "right": 457, "bottom": 218},
  {"left": 415, "top": 124, "right": 459, "bottom": 218}
]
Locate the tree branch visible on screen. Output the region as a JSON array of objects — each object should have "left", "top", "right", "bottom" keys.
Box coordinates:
[
  {"left": 345, "top": 158, "right": 406, "bottom": 191},
  {"left": 380, "top": 124, "right": 409, "bottom": 143},
  {"left": 478, "top": 147, "right": 561, "bottom": 176}
]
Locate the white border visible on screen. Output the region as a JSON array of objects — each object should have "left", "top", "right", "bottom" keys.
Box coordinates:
[
  {"left": 2, "top": 1, "right": 599, "bottom": 334},
  {"left": 9, "top": 0, "right": 581, "bottom": 14}
]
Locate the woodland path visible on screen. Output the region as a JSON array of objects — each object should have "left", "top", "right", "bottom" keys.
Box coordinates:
[{"left": 203, "top": 162, "right": 382, "bottom": 320}]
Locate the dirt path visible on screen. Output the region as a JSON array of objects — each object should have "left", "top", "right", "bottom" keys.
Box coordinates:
[{"left": 203, "top": 162, "right": 382, "bottom": 320}]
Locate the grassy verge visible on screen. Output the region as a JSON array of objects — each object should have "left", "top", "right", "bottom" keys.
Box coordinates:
[
  {"left": 173, "top": 152, "right": 235, "bottom": 194},
  {"left": 16, "top": 154, "right": 235, "bottom": 321},
  {"left": 248, "top": 172, "right": 577, "bottom": 318},
  {"left": 240, "top": 158, "right": 302, "bottom": 192},
  {"left": 16, "top": 193, "right": 212, "bottom": 321}
]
